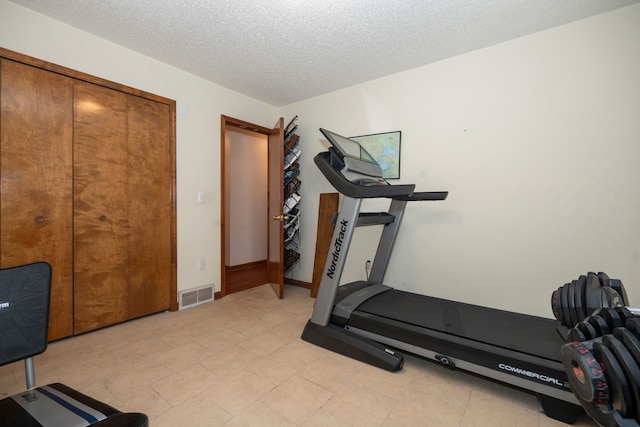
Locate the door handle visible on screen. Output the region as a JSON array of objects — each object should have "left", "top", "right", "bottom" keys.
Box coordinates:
[{"left": 272, "top": 214, "right": 289, "bottom": 221}]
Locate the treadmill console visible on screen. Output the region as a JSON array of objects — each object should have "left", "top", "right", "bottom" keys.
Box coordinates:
[
  {"left": 320, "top": 128, "right": 383, "bottom": 178},
  {"left": 352, "top": 178, "right": 385, "bottom": 186},
  {"left": 316, "top": 128, "right": 448, "bottom": 201}
]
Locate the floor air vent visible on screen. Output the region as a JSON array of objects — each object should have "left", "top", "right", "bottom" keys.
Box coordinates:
[{"left": 179, "top": 284, "right": 214, "bottom": 310}]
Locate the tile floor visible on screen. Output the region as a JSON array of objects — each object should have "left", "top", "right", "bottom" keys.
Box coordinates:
[{"left": 0, "top": 284, "right": 597, "bottom": 426}]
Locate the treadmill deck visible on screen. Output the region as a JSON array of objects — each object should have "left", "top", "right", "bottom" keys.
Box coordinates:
[{"left": 337, "top": 283, "right": 564, "bottom": 362}]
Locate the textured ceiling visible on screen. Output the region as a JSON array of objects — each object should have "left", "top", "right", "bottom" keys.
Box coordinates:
[{"left": 9, "top": 0, "right": 640, "bottom": 106}]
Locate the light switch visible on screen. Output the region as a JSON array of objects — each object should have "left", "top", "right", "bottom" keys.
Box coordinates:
[{"left": 197, "top": 192, "right": 206, "bottom": 204}]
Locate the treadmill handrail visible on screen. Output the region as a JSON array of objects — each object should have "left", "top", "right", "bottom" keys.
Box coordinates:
[
  {"left": 315, "top": 152, "right": 415, "bottom": 199},
  {"left": 395, "top": 191, "right": 448, "bottom": 202}
]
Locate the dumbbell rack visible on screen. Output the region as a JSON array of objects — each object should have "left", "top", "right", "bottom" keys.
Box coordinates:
[{"left": 552, "top": 272, "right": 640, "bottom": 427}]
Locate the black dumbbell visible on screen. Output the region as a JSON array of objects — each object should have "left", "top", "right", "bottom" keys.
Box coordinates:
[
  {"left": 567, "top": 307, "right": 636, "bottom": 342},
  {"left": 552, "top": 274, "right": 599, "bottom": 328},
  {"left": 614, "top": 325, "right": 640, "bottom": 397},
  {"left": 598, "top": 272, "right": 630, "bottom": 308},
  {"left": 561, "top": 341, "right": 610, "bottom": 405},
  {"left": 562, "top": 324, "right": 640, "bottom": 426},
  {"left": 552, "top": 278, "right": 583, "bottom": 328},
  {"left": 552, "top": 272, "right": 637, "bottom": 329},
  {"left": 602, "top": 334, "right": 640, "bottom": 422}
]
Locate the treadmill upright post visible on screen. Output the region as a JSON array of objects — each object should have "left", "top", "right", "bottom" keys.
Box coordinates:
[
  {"left": 310, "top": 195, "right": 362, "bottom": 326},
  {"left": 368, "top": 198, "right": 408, "bottom": 284}
]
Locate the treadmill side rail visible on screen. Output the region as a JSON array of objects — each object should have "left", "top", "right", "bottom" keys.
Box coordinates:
[{"left": 347, "top": 324, "right": 582, "bottom": 424}]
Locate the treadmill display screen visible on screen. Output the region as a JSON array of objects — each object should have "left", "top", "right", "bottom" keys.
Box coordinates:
[{"left": 320, "top": 128, "right": 383, "bottom": 177}]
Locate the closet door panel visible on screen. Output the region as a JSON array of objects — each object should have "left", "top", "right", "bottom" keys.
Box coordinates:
[
  {"left": 0, "top": 59, "right": 74, "bottom": 340},
  {"left": 73, "top": 81, "right": 129, "bottom": 334},
  {"left": 126, "top": 96, "right": 172, "bottom": 318}
]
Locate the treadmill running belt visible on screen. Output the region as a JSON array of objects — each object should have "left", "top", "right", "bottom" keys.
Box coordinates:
[{"left": 355, "top": 289, "right": 564, "bottom": 361}]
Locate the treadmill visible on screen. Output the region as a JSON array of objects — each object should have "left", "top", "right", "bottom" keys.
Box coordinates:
[{"left": 301, "top": 128, "right": 583, "bottom": 424}]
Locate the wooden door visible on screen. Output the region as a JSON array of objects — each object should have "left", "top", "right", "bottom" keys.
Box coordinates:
[
  {"left": 73, "top": 81, "right": 129, "bottom": 334},
  {"left": 126, "top": 95, "right": 172, "bottom": 318},
  {"left": 267, "top": 118, "right": 284, "bottom": 298},
  {"left": 0, "top": 59, "right": 74, "bottom": 340}
]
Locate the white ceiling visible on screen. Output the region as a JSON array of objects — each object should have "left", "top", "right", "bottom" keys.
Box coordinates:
[{"left": 10, "top": 0, "right": 639, "bottom": 106}]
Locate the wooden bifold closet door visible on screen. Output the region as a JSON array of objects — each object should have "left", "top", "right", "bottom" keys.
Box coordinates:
[
  {"left": 0, "top": 51, "right": 176, "bottom": 340},
  {"left": 73, "top": 82, "right": 130, "bottom": 333},
  {"left": 123, "top": 93, "right": 173, "bottom": 320},
  {"left": 73, "top": 81, "right": 172, "bottom": 333},
  {"left": 0, "top": 59, "right": 75, "bottom": 340}
]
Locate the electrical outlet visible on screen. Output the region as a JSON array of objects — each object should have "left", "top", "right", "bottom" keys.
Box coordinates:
[{"left": 197, "top": 258, "right": 205, "bottom": 270}]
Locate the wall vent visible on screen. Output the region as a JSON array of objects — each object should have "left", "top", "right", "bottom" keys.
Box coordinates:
[{"left": 179, "top": 284, "right": 214, "bottom": 310}]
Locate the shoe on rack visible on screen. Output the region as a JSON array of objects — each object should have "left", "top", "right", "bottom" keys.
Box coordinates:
[
  {"left": 284, "top": 249, "right": 300, "bottom": 271},
  {"left": 284, "top": 125, "right": 297, "bottom": 143},
  {"left": 284, "top": 177, "right": 301, "bottom": 200},
  {"left": 284, "top": 207, "right": 300, "bottom": 230},
  {"left": 284, "top": 133, "right": 299, "bottom": 153},
  {"left": 284, "top": 167, "right": 300, "bottom": 187},
  {"left": 284, "top": 147, "right": 301, "bottom": 170},
  {"left": 284, "top": 223, "right": 299, "bottom": 244},
  {"left": 283, "top": 193, "right": 301, "bottom": 214}
]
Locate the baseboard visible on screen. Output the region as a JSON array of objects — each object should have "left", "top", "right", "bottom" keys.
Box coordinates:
[{"left": 285, "top": 278, "right": 312, "bottom": 289}]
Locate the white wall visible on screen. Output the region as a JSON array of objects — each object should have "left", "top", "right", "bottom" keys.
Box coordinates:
[
  {"left": 281, "top": 4, "right": 640, "bottom": 317},
  {"left": 226, "top": 128, "right": 268, "bottom": 266},
  {"left": 0, "top": 0, "right": 279, "bottom": 295}
]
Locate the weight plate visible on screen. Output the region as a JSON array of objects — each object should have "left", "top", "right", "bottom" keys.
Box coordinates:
[
  {"left": 561, "top": 283, "right": 573, "bottom": 327},
  {"left": 568, "top": 326, "right": 587, "bottom": 342},
  {"left": 614, "top": 328, "right": 640, "bottom": 373},
  {"left": 627, "top": 318, "right": 640, "bottom": 339},
  {"left": 551, "top": 288, "right": 562, "bottom": 322},
  {"left": 587, "top": 315, "right": 611, "bottom": 338},
  {"left": 597, "top": 271, "right": 611, "bottom": 287},
  {"left": 561, "top": 342, "right": 609, "bottom": 404},
  {"left": 578, "top": 320, "right": 599, "bottom": 342},
  {"left": 568, "top": 280, "right": 579, "bottom": 328},
  {"left": 601, "top": 287, "right": 623, "bottom": 308},
  {"left": 566, "top": 280, "right": 578, "bottom": 328},
  {"left": 594, "top": 341, "right": 634, "bottom": 418},
  {"left": 601, "top": 308, "right": 624, "bottom": 331},
  {"left": 585, "top": 275, "right": 604, "bottom": 316},
  {"left": 575, "top": 275, "right": 587, "bottom": 322},
  {"left": 615, "top": 307, "right": 633, "bottom": 325},
  {"left": 614, "top": 327, "right": 640, "bottom": 422},
  {"left": 609, "top": 278, "right": 630, "bottom": 307},
  {"left": 603, "top": 335, "right": 640, "bottom": 422}
]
